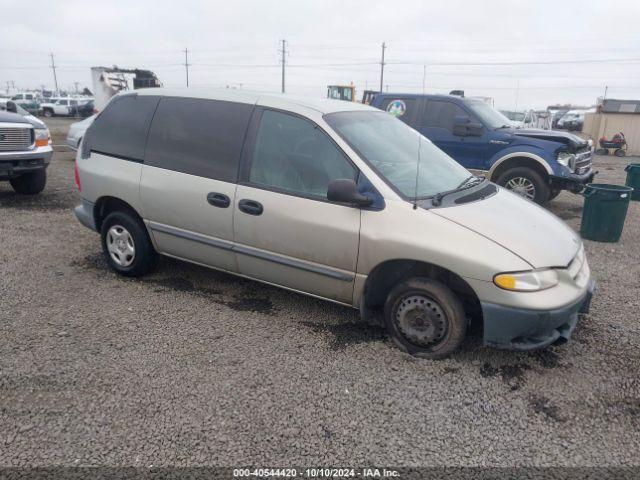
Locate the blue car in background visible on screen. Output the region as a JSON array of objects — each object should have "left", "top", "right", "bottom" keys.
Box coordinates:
[{"left": 369, "top": 93, "right": 596, "bottom": 204}]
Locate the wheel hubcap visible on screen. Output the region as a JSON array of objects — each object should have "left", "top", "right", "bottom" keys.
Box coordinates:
[
  {"left": 396, "top": 295, "right": 447, "bottom": 347},
  {"left": 505, "top": 177, "right": 536, "bottom": 200},
  {"left": 106, "top": 225, "right": 135, "bottom": 267}
]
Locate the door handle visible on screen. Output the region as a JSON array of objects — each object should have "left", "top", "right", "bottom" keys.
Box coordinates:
[
  {"left": 238, "top": 199, "right": 263, "bottom": 216},
  {"left": 207, "top": 192, "right": 230, "bottom": 208}
]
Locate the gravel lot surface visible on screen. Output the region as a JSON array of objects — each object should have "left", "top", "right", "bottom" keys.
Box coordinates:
[{"left": 0, "top": 118, "right": 638, "bottom": 467}]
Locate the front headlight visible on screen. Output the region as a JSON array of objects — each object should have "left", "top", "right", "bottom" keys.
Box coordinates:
[
  {"left": 494, "top": 269, "right": 558, "bottom": 292},
  {"left": 556, "top": 151, "right": 576, "bottom": 170},
  {"left": 35, "top": 128, "right": 50, "bottom": 147}
]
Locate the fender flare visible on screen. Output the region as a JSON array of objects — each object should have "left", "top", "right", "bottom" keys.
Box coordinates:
[{"left": 488, "top": 151, "right": 553, "bottom": 180}]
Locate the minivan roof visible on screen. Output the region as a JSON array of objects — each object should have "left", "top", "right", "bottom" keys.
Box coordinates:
[{"left": 135, "top": 87, "right": 375, "bottom": 114}]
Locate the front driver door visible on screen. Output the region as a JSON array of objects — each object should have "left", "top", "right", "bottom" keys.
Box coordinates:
[
  {"left": 233, "top": 108, "right": 361, "bottom": 304},
  {"left": 417, "top": 99, "right": 487, "bottom": 170}
]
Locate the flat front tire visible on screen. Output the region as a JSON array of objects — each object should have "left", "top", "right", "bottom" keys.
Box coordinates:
[
  {"left": 9, "top": 169, "right": 46, "bottom": 195},
  {"left": 496, "top": 166, "right": 550, "bottom": 205},
  {"left": 384, "top": 278, "right": 467, "bottom": 359},
  {"left": 101, "top": 211, "right": 157, "bottom": 277}
]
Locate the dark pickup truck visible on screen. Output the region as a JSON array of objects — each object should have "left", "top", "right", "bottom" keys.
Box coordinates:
[{"left": 370, "top": 93, "right": 596, "bottom": 204}]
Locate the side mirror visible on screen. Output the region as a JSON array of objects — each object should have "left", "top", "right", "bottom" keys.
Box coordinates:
[
  {"left": 467, "top": 122, "right": 484, "bottom": 136},
  {"left": 453, "top": 115, "right": 483, "bottom": 137},
  {"left": 327, "top": 179, "right": 372, "bottom": 207},
  {"left": 6, "top": 101, "right": 18, "bottom": 113}
]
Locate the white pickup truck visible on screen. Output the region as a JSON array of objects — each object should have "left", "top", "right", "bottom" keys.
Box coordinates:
[{"left": 40, "top": 98, "right": 91, "bottom": 118}]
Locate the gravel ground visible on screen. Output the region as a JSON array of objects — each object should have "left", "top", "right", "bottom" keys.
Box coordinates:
[{"left": 0, "top": 118, "right": 638, "bottom": 467}]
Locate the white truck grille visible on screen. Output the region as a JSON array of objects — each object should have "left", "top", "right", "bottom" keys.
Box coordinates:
[{"left": 0, "top": 126, "right": 34, "bottom": 152}]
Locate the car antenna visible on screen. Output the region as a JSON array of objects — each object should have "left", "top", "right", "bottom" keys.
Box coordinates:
[{"left": 413, "top": 132, "right": 422, "bottom": 210}]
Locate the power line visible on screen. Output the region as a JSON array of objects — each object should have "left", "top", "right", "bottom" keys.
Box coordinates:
[{"left": 388, "top": 57, "right": 640, "bottom": 66}]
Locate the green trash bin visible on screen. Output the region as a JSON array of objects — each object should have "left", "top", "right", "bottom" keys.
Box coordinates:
[
  {"left": 625, "top": 164, "right": 640, "bottom": 201},
  {"left": 580, "top": 184, "right": 634, "bottom": 242}
]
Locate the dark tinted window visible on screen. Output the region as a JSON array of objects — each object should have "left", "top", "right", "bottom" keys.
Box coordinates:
[
  {"left": 145, "top": 97, "right": 253, "bottom": 182},
  {"left": 421, "top": 100, "right": 469, "bottom": 131},
  {"left": 248, "top": 110, "right": 357, "bottom": 199},
  {"left": 87, "top": 94, "right": 159, "bottom": 160},
  {"left": 378, "top": 97, "right": 418, "bottom": 125}
]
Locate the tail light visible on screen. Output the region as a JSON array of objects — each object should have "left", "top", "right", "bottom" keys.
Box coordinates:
[{"left": 74, "top": 160, "right": 81, "bottom": 191}]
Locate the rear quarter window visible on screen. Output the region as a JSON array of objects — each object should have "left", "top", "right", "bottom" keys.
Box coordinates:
[
  {"left": 145, "top": 97, "right": 253, "bottom": 183},
  {"left": 377, "top": 97, "right": 419, "bottom": 126},
  {"left": 84, "top": 94, "right": 159, "bottom": 160}
]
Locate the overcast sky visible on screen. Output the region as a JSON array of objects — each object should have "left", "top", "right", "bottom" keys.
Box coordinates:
[{"left": 2, "top": 0, "right": 640, "bottom": 110}]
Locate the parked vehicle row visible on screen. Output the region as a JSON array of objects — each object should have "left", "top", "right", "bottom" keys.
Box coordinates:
[
  {"left": 369, "top": 93, "right": 595, "bottom": 204},
  {"left": 40, "top": 97, "right": 95, "bottom": 118},
  {"left": 73, "top": 89, "right": 594, "bottom": 358},
  {"left": 8, "top": 91, "right": 95, "bottom": 118},
  {"left": 555, "top": 108, "right": 596, "bottom": 131}
]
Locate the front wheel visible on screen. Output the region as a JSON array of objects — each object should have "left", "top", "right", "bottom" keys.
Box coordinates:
[
  {"left": 384, "top": 278, "right": 467, "bottom": 359},
  {"left": 101, "top": 211, "right": 157, "bottom": 277},
  {"left": 496, "top": 167, "right": 550, "bottom": 205},
  {"left": 9, "top": 169, "right": 46, "bottom": 194}
]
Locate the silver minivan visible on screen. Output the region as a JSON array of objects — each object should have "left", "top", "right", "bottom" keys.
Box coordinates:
[{"left": 74, "top": 89, "right": 594, "bottom": 358}]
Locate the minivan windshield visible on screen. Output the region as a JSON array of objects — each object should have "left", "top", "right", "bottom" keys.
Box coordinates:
[
  {"left": 325, "top": 111, "right": 472, "bottom": 199},
  {"left": 466, "top": 99, "right": 512, "bottom": 129}
]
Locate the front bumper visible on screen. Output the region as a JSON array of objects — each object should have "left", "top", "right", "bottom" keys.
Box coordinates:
[
  {"left": 0, "top": 147, "right": 53, "bottom": 178},
  {"left": 66, "top": 137, "right": 80, "bottom": 150},
  {"left": 551, "top": 168, "right": 596, "bottom": 193},
  {"left": 481, "top": 280, "right": 595, "bottom": 350}
]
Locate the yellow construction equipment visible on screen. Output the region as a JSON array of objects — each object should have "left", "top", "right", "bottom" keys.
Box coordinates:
[{"left": 327, "top": 84, "right": 356, "bottom": 102}]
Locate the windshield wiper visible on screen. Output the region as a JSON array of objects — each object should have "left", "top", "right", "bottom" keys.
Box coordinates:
[{"left": 431, "top": 175, "right": 485, "bottom": 206}]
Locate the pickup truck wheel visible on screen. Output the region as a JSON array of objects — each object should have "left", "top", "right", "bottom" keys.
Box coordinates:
[
  {"left": 43, "top": 109, "right": 53, "bottom": 118},
  {"left": 9, "top": 169, "right": 46, "bottom": 195},
  {"left": 496, "top": 167, "right": 550, "bottom": 204},
  {"left": 384, "top": 278, "right": 466, "bottom": 359},
  {"left": 101, "top": 211, "right": 157, "bottom": 277}
]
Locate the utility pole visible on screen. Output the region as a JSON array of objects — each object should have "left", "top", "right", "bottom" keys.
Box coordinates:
[
  {"left": 379, "top": 42, "right": 386, "bottom": 92},
  {"left": 514, "top": 79, "right": 520, "bottom": 113},
  {"left": 279, "top": 39, "right": 288, "bottom": 93},
  {"left": 74, "top": 82, "right": 79, "bottom": 95},
  {"left": 50, "top": 53, "right": 59, "bottom": 95},
  {"left": 603, "top": 85, "right": 608, "bottom": 101},
  {"left": 422, "top": 65, "right": 426, "bottom": 93},
  {"left": 183, "top": 48, "right": 190, "bottom": 87}
]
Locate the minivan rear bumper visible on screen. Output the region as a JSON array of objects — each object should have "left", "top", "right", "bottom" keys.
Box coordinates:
[
  {"left": 481, "top": 280, "right": 595, "bottom": 350},
  {"left": 74, "top": 199, "right": 97, "bottom": 231}
]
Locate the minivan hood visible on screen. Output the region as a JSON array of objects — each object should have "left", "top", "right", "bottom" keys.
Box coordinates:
[
  {"left": 513, "top": 128, "right": 588, "bottom": 151},
  {"left": 432, "top": 188, "right": 580, "bottom": 268}
]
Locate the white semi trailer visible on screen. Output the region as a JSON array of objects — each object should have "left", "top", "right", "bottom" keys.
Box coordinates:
[{"left": 91, "top": 67, "right": 162, "bottom": 111}]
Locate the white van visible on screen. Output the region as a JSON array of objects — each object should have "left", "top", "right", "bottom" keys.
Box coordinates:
[{"left": 74, "top": 89, "right": 594, "bottom": 358}]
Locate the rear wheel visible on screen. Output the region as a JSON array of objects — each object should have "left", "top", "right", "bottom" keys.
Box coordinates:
[
  {"left": 43, "top": 108, "right": 53, "bottom": 118},
  {"left": 496, "top": 166, "right": 550, "bottom": 205},
  {"left": 384, "top": 278, "right": 467, "bottom": 359},
  {"left": 9, "top": 169, "right": 46, "bottom": 195},
  {"left": 101, "top": 210, "right": 157, "bottom": 277}
]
